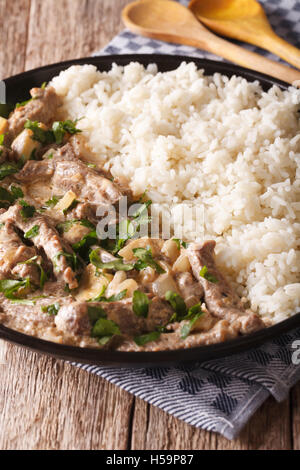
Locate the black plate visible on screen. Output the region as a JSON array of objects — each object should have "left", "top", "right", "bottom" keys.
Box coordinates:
[{"left": 1, "top": 54, "right": 299, "bottom": 367}]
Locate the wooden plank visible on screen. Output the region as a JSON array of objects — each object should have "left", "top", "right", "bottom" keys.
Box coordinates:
[
  {"left": 131, "top": 395, "right": 292, "bottom": 450},
  {"left": 0, "top": 343, "right": 134, "bottom": 450},
  {"left": 0, "top": 0, "right": 31, "bottom": 79},
  {"left": 216, "top": 396, "right": 292, "bottom": 450},
  {"left": 131, "top": 398, "right": 218, "bottom": 450},
  {"left": 292, "top": 383, "right": 300, "bottom": 450},
  {"left": 25, "top": 0, "right": 130, "bottom": 70}
]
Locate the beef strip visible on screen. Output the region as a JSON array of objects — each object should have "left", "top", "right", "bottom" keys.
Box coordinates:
[
  {"left": 0, "top": 146, "right": 16, "bottom": 163},
  {"left": 1, "top": 204, "right": 79, "bottom": 289},
  {"left": 0, "top": 220, "right": 40, "bottom": 284},
  {"left": 5, "top": 87, "right": 62, "bottom": 145},
  {"left": 54, "top": 296, "right": 173, "bottom": 339},
  {"left": 187, "top": 241, "right": 264, "bottom": 333},
  {"left": 54, "top": 298, "right": 92, "bottom": 336},
  {"left": 145, "top": 297, "right": 174, "bottom": 331},
  {"left": 117, "top": 319, "right": 237, "bottom": 352},
  {"left": 16, "top": 142, "right": 123, "bottom": 206},
  {"left": 0, "top": 294, "right": 57, "bottom": 330},
  {"left": 15, "top": 160, "right": 54, "bottom": 182},
  {"left": 176, "top": 271, "right": 204, "bottom": 308}
]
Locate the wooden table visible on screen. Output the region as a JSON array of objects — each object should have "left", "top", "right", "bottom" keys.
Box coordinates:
[{"left": 0, "top": 0, "right": 299, "bottom": 450}]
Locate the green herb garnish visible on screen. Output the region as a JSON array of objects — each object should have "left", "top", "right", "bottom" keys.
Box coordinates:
[
  {"left": 19, "top": 200, "right": 36, "bottom": 219},
  {"left": 24, "top": 119, "right": 81, "bottom": 145},
  {"left": 0, "top": 187, "right": 15, "bottom": 203},
  {"left": 56, "top": 218, "right": 94, "bottom": 234},
  {"left": 199, "top": 265, "right": 218, "bottom": 283},
  {"left": 19, "top": 256, "right": 47, "bottom": 289},
  {"left": 0, "top": 185, "right": 23, "bottom": 207},
  {"left": 89, "top": 249, "right": 134, "bottom": 272},
  {"left": 10, "top": 185, "right": 23, "bottom": 199},
  {"left": 0, "top": 278, "right": 31, "bottom": 300},
  {"left": 52, "top": 120, "right": 82, "bottom": 145},
  {"left": 91, "top": 289, "right": 127, "bottom": 303},
  {"left": 132, "top": 290, "right": 149, "bottom": 318},
  {"left": 0, "top": 162, "right": 19, "bottom": 180},
  {"left": 41, "top": 303, "right": 60, "bottom": 316},
  {"left": 24, "top": 120, "right": 54, "bottom": 144},
  {"left": 44, "top": 195, "right": 62, "bottom": 208},
  {"left": 165, "top": 291, "right": 187, "bottom": 321},
  {"left": 24, "top": 225, "right": 39, "bottom": 239},
  {"left": 134, "top": 331, "right": 161, "bottom": 346},
  {"left": 133, "top": 246, "right": 165, "bottom": 274},
  {"left": 16, "top": 98, "right": 32, "bottom": 109},
  {"left": 53, "top": 250, "right": 79, "bottom": 272},
  {"left": 72, "top": 230, "right": 98, "bottom": 262},
  {"left": 10, "top": 299, "right": 36, "bottom": 305},
  {"left": 87, "top": 305, "right": 106, "bottom": 324},
  {"left": 91, "top": 315, "right": 121, "bottom": 345},
  {"left": 180, "top": 304, "right": 203, "bottom": 339}
]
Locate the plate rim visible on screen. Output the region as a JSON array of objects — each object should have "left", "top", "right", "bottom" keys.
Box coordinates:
[{"left": 1, "top": 53, "right": 299, "bottom": 367}]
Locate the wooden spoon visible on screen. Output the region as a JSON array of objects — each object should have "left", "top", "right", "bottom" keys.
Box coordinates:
[
  {"left": 122, "top": 0, "right": 300, "bottom": 84},
  {"left": 189, "top": 0, "right": 300, "bottom": 70}
]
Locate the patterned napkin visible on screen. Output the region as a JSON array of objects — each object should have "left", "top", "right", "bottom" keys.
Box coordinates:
[{"left": 73, "top": 0, "right": 300, "bottom": 440}]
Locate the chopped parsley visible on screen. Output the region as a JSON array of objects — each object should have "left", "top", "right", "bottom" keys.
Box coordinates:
[
  {"left": 53, "top": 250, "right": 79, "bottom": 272},
  {"left": 89, "top": 249, "right": 134, "bottom": 272},
  {"left": 19, "top": 256, "right": 47, "bottom": 289},
  {"left": 132, "top": 290, "right": 150, "bottom": 318},
  {"left": 41, "top": 303, "right": 60, "bottom": 316},
  {"left": 133, "top": 246, "right": 165, "bottom": 274},
  {"left": 0, "top": 162, "right": 19, "bottom": 181},
  {"left": 88, "top": 305, "right": 121, "bottom": 346},
  {"left": 52, "top": 120, "right": 82, "bottom": 145},
  {"left": 87, "top": 305, "right": 106, "bottom": 324},
  {"left": 24, "top": 120, "right": 54, "bottom": 144},
  {"left": 10, "top": 185, "right": 24, "bottom": 199},
  {"left": 10, "top": 299, "right": 36, "bottom": 305},
  {"left": 0, "top": 278, "right": 31, "bottom": 300},
  {"left": 72, "top": 230, "right": 98, "bottom": 262},
  {"left": 134, "top": 331, "right": 161, "bottom": 346},
  {"left": 199, "top": 265, "right": 218, "bottom": 283},
  {"left": 24, "top": 225, "right": 39, "bottom": 239},
  {"left": 165, "top": 291, "right": 187, "bottom": 321},
  {"left": 0, "top": 185, "right": 23, "bottom": 209},
  {"left": 0, "top": 187, "right": 15, "bottom": 204},
  {"left": 44, "top": 195, "right": 62, "bottom": 208},
  {"left": 91, "top": 288, "right": 127, "bottom": 303},
  {"left": 164, "top": 292, "right": 204, "bottom": 338},
  {"left": 180, "top": 304, "right": 204, "bottom": 340},
  {"left": 24, "top": 119, "right": 82, "bottom": 146},
  {"left": 19, "top": 200, "right": 36, "bottom": 219},
  {"left": 101, "top": 197, "right": 152, "bottom": 256},
  {"left": 16, "top": 98, "right": 33, "bottom": 109}
]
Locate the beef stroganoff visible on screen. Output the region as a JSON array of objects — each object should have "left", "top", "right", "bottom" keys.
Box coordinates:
[{"left": 0, "top": 61, "right": 298, "bottom": 351}]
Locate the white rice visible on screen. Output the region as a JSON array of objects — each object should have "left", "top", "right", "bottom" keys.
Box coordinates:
[{"left": 51, "top": 62, "right": 300, "bottom": 324}]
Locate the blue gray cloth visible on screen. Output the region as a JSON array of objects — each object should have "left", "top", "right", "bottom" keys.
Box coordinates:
[{"left": 76, "top": 0, "right": 300, "bottom": 440}]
